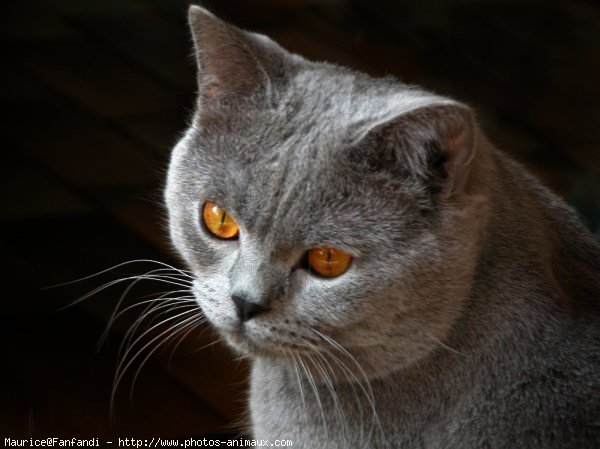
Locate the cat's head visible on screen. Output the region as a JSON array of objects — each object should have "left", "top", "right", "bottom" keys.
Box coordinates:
[{"left": 166, "top": 6, "right": 489, "bottom": 376}]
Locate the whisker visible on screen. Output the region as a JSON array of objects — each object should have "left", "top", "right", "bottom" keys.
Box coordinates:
[
  {"left": 289, "top": 351, "right": 306, "bottom": 411},
  {"left": 58, "top": 273, "right": 192, "bottom": 312},
  {"left": 165, "top": 315, "right": 208, "bottom": 366},
  {"left": 308, "top": 351, "right": 348, "bottom": 440},
  {"left": 45, "top": 259, "right": 193, "bottom": 289},
  {"left": 297, "top": 354, "right": 328, "bottom": 439},
  {"left": 50, "top": 258, "right": 199, "bottom": 425},
  {"left": 118, "top": 302, "right": 199, "bottom": 364},
  {"left": 304, "top": 325, "right": 384, "bottom": 440},
  {"left": 313, "top": 343, "right": 368, "bottom": 444},
  {"left": 97, "top": 271, "right": 194, "bottom": 350},
  {"left": 115, "top": 297, "right": 197, "bottom": 358},
  {"left": 188, "top": 336, "right": 223, "bottom": 354},
  {"left": 127, "top": 315, "right": 205, "bottom": 402},
  {"left": 110, "top": 292, "right": 195, "bottom": 325},
  {"left": 117, "top": 294, "right": 196, "bottom": 339},
  {"left": 112, "top": 308, "right": 201, "bottom": 409}
]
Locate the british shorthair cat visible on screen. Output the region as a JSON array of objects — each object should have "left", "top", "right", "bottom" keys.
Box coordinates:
[{"left": 165, "top": 6, "right": 600, "bottom": 448}]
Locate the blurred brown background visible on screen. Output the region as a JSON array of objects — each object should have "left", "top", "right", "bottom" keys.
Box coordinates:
[{"left": 1, "top": 0, "right": 599, "bottom": 441}]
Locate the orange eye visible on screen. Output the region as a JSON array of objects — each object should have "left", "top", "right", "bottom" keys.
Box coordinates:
[
  {"left": 308, "top": 247, "right": 352, "bottom": 278},
  {"left": 202, "top": 201, "right": 239, "bottom": 239}
]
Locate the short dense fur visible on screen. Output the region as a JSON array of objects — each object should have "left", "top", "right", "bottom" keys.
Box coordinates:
[{"left": 165, "top": 6, "right": 600, "bottom": 448}]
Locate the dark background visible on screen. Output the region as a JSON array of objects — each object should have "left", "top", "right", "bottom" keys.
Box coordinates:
[{"left": 1, "top": 0, "right": 599, "bottom": 440}]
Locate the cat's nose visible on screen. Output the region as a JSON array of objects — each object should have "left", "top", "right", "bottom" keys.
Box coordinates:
[{"left": 231, "top": 293, "right": 270, "bottom": 322}]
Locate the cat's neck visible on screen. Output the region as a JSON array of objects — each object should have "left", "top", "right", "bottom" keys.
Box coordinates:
[{"left": 440, "top": 142, "right": 600, "bottom": 363}]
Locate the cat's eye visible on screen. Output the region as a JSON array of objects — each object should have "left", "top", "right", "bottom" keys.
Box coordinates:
[
  {"left": 308, "top": 247, "right": 352, "bottom": 278},
  {"left": 202, "top": 201, "right": 239, "bottom": 239}
]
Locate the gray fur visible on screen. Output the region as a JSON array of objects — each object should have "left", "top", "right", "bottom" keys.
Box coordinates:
[{"left": 165, "top": 6, "right": 600, "bottom": 448}]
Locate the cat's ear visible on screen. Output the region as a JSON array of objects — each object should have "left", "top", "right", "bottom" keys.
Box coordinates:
[
  {"left": 188, "top": 6, "right": 285, "bottom": 106},
  {"left": 360, "top": 103, "right": 477, "bottom": 196}
]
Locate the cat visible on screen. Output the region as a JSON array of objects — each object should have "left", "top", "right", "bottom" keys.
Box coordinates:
[{"left": 165, "top": 5, "right": 600, "bottom": 448}]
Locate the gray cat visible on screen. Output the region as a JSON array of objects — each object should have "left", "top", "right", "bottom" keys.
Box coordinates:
[{"left": 165, "top": 6, "right": 600, "bottom": 448}]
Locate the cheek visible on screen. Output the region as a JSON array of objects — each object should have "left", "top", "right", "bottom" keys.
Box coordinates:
[
  {"left": 294, "top": 275, "right": 368, "bottom": 327},
  {"left": 192, "top": 273, "right": 236, "bottom": 327}
]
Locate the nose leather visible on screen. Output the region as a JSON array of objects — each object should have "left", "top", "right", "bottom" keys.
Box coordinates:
[{"left": 231, "top": 293, "right": 270, "bottom": 322}]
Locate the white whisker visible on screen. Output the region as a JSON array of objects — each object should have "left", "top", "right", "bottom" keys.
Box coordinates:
[
  {"left": 98, "top": 277, "right": 194, "bottom": 350},
  {"left": 118, "top": 302, "right": 199, "bottom": 362},
  {"left": 128, "top": 315, "right": 205, "bottom": 401},
  {"left": 297, "top": 353, "right": 329, "bottom": 439},
  {"left": 112, "top": 308, "right": 201, "bottom": 408},
  {"left": 165, "top": 316, "right": 208, "bottom": 366},
  {"left": 46, "top": 259, "right": 193, "bottom": 289},
  {"left": 308, "top": 351, "right": 348, "bottom": 440},
  {"left": 116, "top": 297, "right": 196, "bottom": 357},
  {"left": 304, "top": 325, "right": 384, "bottom": 441},
  {"left": 289, "top": 352, "right": 306, "bottom": 411},
  {"left": 59, "top": 273, "right": 192, "bottom": 312}
]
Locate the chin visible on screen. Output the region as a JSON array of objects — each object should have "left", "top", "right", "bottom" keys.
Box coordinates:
[{"left": 217, "top": 323, "right": 279, "bottom": 359}]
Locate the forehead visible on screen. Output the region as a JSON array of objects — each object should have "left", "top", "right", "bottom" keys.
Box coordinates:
[
  {"left": 194, "top": 119, "right": 359, "bottom": 238},
  {"left": 189, "top": 126, "right": 413, "bottom": 254},
  {"left": 184, "top": 72, "right": 429, "bottom": 247}
]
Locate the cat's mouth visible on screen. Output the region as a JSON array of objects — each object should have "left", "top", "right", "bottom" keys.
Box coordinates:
[
  {"left": 219, "top": 320, "right": 322, "bottom": 358},
  {"left": 223, "top": 320, "right": 383, "bottom": 384}
]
